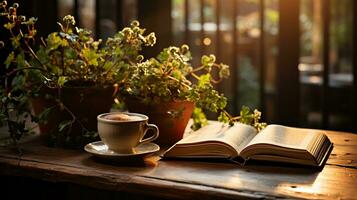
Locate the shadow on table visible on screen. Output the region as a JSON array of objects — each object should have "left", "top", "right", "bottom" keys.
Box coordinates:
[{"left": 83, "top": 154, "right": 159, "bottom": 167}]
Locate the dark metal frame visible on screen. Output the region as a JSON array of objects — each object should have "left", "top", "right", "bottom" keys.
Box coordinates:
[
  {"left": 322, "top": 0, "right": 330, "bottom": 129},
  {"left": 259, "top": 0, "right": 266, "bottom": 118},
  {"left": 276, "top": 0, "right": 300, "bottom": 126},
  {"left": 353, "top": 0, "right": 357, "bottom": 132}
]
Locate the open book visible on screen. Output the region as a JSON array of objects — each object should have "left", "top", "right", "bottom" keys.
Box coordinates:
[{"left": 163, "top": 121, "right": 333, "bottom": 168}]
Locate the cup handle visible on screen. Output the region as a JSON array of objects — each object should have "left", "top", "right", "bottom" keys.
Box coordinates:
[{"left": 139, "top": 123, "right": 159, "bottom": 145}]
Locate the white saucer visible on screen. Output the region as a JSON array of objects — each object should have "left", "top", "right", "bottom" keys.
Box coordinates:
[{"left": 84, "top": 141, "right": 160, "bottom": 160}]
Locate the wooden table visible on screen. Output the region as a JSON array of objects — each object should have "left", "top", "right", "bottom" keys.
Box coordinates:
[{"left": 0, "top": 129, "right": 356, "bottom": 200}]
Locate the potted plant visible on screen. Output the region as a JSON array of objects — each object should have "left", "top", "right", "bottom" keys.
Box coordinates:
[
  {"left": 117, "top": 45, "right": 267, "bottom": 147},
  {"left": 0, "top": 1, "right": 155, "bottom": 148},
  {"left": 115, "top": 44, "right": 229, "bottom": 146}
]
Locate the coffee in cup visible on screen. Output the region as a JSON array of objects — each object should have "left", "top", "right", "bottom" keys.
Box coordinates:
[
  {"left": 97, "top": 112, "right": 159, "bottom": 153},
  {"left": 103, "top": 113, "right": 143, "bottom": 121}
]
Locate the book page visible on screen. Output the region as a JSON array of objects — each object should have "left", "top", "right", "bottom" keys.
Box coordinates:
[
  {"left": 179, "top": 121, "right": 258, "bottom": 154},
  {"left": 245, "top": 124, "right": 321, "bottom": 151}
]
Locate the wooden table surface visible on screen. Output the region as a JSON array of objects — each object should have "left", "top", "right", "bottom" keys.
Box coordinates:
[{"left": 0, "top": 129, "right": 356, "bottom": 200}]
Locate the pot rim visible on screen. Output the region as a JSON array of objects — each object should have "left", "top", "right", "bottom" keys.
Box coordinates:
[
  {"left": 123, "top": 95, "right": 195, "bottom": 105},
  {"left": 26, "top": 82, "right": 114, "bottom": 90}
]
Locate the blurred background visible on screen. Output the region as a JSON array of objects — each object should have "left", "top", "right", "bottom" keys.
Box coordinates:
[{"left": 1, "top": 0, "right": 357, "bottom": 133}]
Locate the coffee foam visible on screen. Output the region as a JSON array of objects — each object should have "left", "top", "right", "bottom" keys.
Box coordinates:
[{"left": 104, "top": 113, "right": 142, "bottom": 121}]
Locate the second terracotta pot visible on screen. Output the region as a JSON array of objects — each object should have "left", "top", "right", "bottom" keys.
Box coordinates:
[
  {"left": 125, "top": 98, "right": 195, "bottom": 148},
  {"left": 31, "top": 85, "right": 114, "bottom": 148}
]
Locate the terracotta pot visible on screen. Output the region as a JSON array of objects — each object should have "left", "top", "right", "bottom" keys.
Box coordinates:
[
  {"left": 125, "top": 98, "right": 195, "bottom": 148},
  {"left": 31, "top": 85, "right": 113, "bottom": 148}
]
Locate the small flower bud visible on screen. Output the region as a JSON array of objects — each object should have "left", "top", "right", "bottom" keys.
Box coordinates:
[
  {"left": 219, "top": 63, "right": 230, "bottom": 78},
  {"left": 181, "top": 44, "right": 189, "bottom": 54},
  {"left": 2, "top": 1, "right": 7, "bottom": 7},
  {"left": 8, "top": 6, "right": 14, "bottom": 14},
  {"left": 146, "top": 32, "right": 156, "bottom": 46},
  {"left": 132, "top": 26, "right": 140, "bottom": 33},
  {"left": 209, "top": 54, "right": 216, "bottom": 63},
  {"left": 136, "top": 55, "right": 144, "bottom": 62},
  {"left": 131, "top": 20, "right": 140, "bottom": 27},
  {"left": 169, "top": 47, "right": 176, "bottom": 54},
  {"left": 122, "top": 27, "right": 132, "bottom": 36},
  {"left": 12, "top": 3, "right": 18, "bottom": 8},
  {"left": 18, "top": 15, "right": 26, "bottom": 22},
  {"left": 63, "top": 15, "right": 75, "bottom": 25}
]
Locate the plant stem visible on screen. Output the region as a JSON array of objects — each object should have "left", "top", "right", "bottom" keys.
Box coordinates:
[
  {"left": 190, "top": 72, "right": 200, "bottom": 80},
  {"left": 40, "top": 37, "right": 47, "bottom": 47},
  {"left": 167, "top": 75, "right": 192, "bottom": 90},
  {"left": 189, "top": 65, "right": 206, "bottom": 73},
  {"left": 61, "top": 47, "right": 65, "bottom": 75},
  {"left": 22, "top": 38, "right": 48, "bottom": 70},
  {"left": 210, "top": 77, "right": 223, "bottom": 84},
  {"left": 57, "top": 100, "right": 90, "bottom": 133},
  {"left": 4, "top": 67, "right": 46, "bottom": 91},
  {"left": 5, "top": 67, "right": 45, "bottom": 77}
]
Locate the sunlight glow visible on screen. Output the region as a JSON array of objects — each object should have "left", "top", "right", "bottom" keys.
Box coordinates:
[{"left": 203, "top": 37, "right": 212, "bottom": 46}]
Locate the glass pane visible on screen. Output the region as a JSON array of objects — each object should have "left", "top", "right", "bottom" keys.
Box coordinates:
[
  {"left": 172, "top": 0, "right": 185, "bottom": 45},
  {"left": 299, "top": 0, "right": 353, "bottom": 131},
  {"left": 202, "top": 0, "right": 216, "bottom": 55},
  {"left": 97, "top": 0, "right": 117, "bottom": 39},
  {"left": 58, "top": 0, "right": 74, "bottom": 19},
  {"left": 218, "top": 0, "right": 235, "bottom": 113},
  {"left": 299, "top": 0, "right": 323, "bottom": 128},
  {"left": 78, "top": 0, "right": 95, "bottom": 32},
  {"left": 264, "top": 0, "right": 279, "bottom": 122},
  {"left": 237, "top": 0, "right": 260, "bottom": 110},
  {"left": 188, "top": 0, "right": 202, "bottom": 67},
  {"left": 328, "top": 0, "right": 353, "bottom": 130},
  {"left": 121, "top": 0, "right": 137, "bottom": 26}
]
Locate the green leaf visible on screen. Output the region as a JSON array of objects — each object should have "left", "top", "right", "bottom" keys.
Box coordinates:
[
  {"left": 4, "top": 51, "right": 15, "bottom": 68},
  {"left": 218, "top": 111, "right": 230, "bottom": 123},
  {"left": 38, "top": 107, "right": 54, "bottom": 122},
  {"left": 8, "top": 120, "right": 28, "bottom": 140},
  {"left": 57, "top": 76, "right": 68, "bottom": 86},
  {"left": 46, "top": 32, "right": 63, "bottom": 51},
  {"left": 11, "top": 35, "right": 21, "bottom": 48},
  {"left": 191, "top": 107, "right": 208, "bottom": 130},
  {"left": 198, "top": 74, "right": 211, "bottom": 87},
  {"left": 21, "top": 17, "right": 37, "bottom": 25},
  {"left": 240, "top": 106, "right": 251, "bottom": 117},
  {"left": 103, "top": 61, "right": 113, "bottom": 70},
  {"left": 4, "top": 22, "right": 15, "bottom": 30},
  {"left": 82, "top": 131, "right": 98, "bottom": 138},
  {"left": 58, "top": 120, "right": 73, "bottom": 132},
  {"left": 82, "top": 48, "right": 99, "bottom": 66},
  {"left": 232, "top": 106, "right": 267, "bottom": 131},
  {"left": 15, "top": 52, "right": 26, "bottom": 69},
  {"left": 36, "top": 47, "right": 50, "bottom": 64},
  {"left": 219, "top": 63, "right": 230, "bottom": 79},
  {"left": 201, "top": 54, "right": 215, "bottom": 67},
  {"left": 0, "top": 112, "right": 7, "bottom": 122}
]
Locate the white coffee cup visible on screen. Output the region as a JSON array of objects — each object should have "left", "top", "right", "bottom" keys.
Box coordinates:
[{"left": 97, "top": 112, "right": 159, "bottom": 153}]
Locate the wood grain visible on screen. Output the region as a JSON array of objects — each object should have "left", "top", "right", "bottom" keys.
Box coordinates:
[{"left": 0, "top": 130, "right": 356, "bottom": 199}]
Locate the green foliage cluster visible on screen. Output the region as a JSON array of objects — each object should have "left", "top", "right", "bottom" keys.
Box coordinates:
[
  {"left": 3, "top": 13, "right": 154, "bottom": 87},
  {"left": 0, "top": 1, "right": 266, "bottom": 145},
  {"left": 224, "top": 106, "right": 267, "bottom": 132},
  {"left": 118, "top": 45, "right": 230, "bottom": 130},
  {"left": 117, "top": 45, "right": 266, "bottom": 131},
  {"left": 0, "top": 1, "right": 155, "bottom": 144}
]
